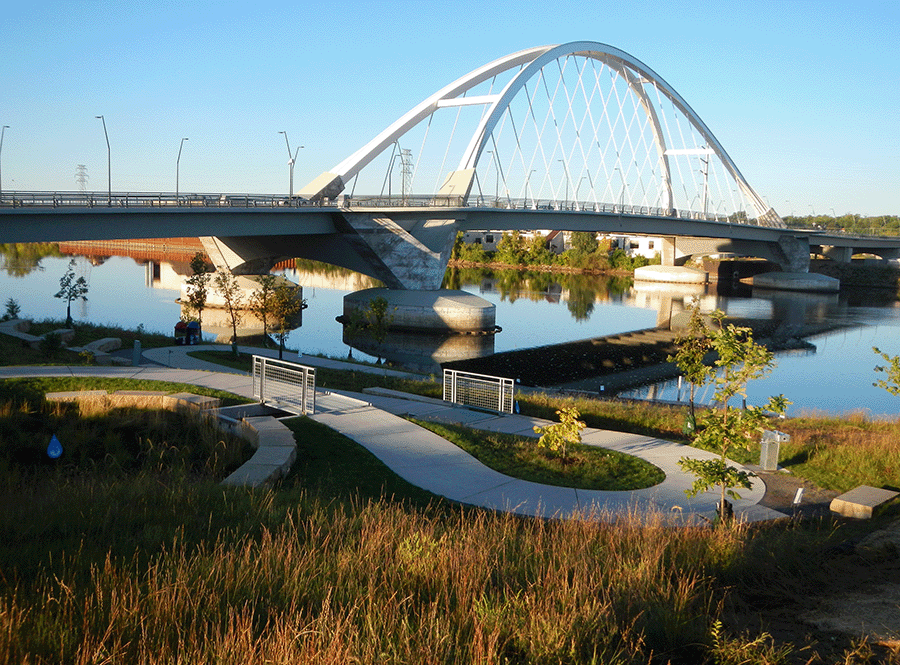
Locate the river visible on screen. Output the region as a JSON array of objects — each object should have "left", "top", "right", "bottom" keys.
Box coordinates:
[{"left": 2, "top": 247, "right": 898, "bottom": 419}]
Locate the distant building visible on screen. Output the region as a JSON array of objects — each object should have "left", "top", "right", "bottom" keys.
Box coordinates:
[
  {"left": 462, "top": 230, "right": 567, "bottom": 254},
  {"left": 606, "top": 234, "right": 662, "bottom": 260},
  {"left": 462, "top": 230, "right": 663, "bottom": 259}
]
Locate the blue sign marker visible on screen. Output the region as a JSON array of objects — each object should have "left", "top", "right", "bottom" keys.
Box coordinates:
[{"left": 47, "top": 434, "right": 63, "bottom": 459}]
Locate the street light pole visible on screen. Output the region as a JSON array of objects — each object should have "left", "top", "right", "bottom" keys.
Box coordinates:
[
  {"left": 0, "top": 125, "right": 8, "bottom": 200},
  {"left": 558, "top": 159, "right": 569, "bottom": 208},
  {"left": 486, "top": 150, "right": 498, "bottom": 202},
  {"left": 176, "top": 137, "right": 188, "bottom": 204},
  {"left": 95, "top": 115, "right": 110, "bottom": 205},
  {"left": 278, "top": 131, "right": 303, "bottom": 200},
  {"left": 526, "top": 169, "right": 537, "bottom": 209}
]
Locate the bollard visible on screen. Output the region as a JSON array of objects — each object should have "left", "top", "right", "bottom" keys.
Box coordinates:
[{"left": 132, "top": 339, "right": 141, "bottom": 367}]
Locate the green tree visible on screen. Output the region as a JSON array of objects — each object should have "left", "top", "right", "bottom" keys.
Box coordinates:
[
  {"left": 533, "top": 404, "right": 586, "bottom": 459},
  {"left": 213, "top": 271, "right": 244, "bottom": 356},
  {"left": 270, "top": 283, "right": 305, "bottom": 359},
  {"left": 668, "top": 298, "right": 714, "bottom": 421},
  {"left": 494, "top": 231, "right": 527, "bottom": 265},
  {"left": 184, "top": 252, "right": 211, "bottom": 332},
  {"left": 457, "top": 240, "right": 488, "bottom": 264},
  {"left": 2, "top": 298, "right": 21, "bottom": 321},
  {"left": 0, "top": 242, "right": 62, "bottom": 277},
  {"left": 54, "top": 259, "right": 89, "bottom": 328},
  {"left": 677, "top": 311, "right": 789, "bottom": 522},
  {"left": 248, "top": 274, "right": 278, "bottom": 344},
  {"left": 873, "top": 346, "right": 900, "bottom": 396},
  {"left": 569, "top": 231, "right": 599, "bottom": 255},
  {"left": 526, "top": 232, "right": 554, "bottom": 265}
]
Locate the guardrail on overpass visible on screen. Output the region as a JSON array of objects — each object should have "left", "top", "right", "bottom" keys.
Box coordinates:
[{"left": 0, "top": 190, "right": 757, "bottom": 225}]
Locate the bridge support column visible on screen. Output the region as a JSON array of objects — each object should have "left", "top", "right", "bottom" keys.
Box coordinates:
[
  {"left": 775, "top": 235, "right": 811, "bottom": 273},
  {"left": 660, "top": 237, "right": 678, "bottom": 266},
  {"left": 335, "top": 213, "right": 459, "bottom": 290},
  {"left": 200, "top": 236, "right": 282, "bottom": 275},
  {"left": 821, "top": 245, "right": 853, "bottom": 264}
]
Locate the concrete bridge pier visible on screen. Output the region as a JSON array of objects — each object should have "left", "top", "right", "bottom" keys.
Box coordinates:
[
  {"left": 819, "top": 245, "right": 853, "bottom": 263},
  {"left": 334, "top": 213, "right": 458, "bottom": 290},
  {"left": 200, "top": 212, "right": 459, "bottom": 291}
]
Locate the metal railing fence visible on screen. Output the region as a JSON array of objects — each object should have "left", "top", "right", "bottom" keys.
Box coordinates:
[
  {"left": 0, "top": 189, "right": 777, "bottom": 227},
  {"left": 252, "top": 355, "right": 316, "bottom": 415},
  {"left": 443, "top": 368, "right": 514, "bottom": 413}
]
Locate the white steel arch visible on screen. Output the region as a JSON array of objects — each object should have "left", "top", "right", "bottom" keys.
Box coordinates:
[{"left": 299, "top": 41, "right": 783, "bottom": 228}]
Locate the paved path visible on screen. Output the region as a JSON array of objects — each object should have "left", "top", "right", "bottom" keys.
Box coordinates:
[{"left": 1, "top": 343, "right": 786, "bottom": 524}]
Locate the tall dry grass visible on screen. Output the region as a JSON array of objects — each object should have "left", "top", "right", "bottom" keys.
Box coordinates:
[
  {"left": 0, "top": 492, "right": 766, "bottom": 665},
  {"left": 779, "top": 413, "right": 900, "bottom": 491}
]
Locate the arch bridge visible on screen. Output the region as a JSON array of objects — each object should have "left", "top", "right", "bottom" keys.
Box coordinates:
[{"left": 3, "top": 42, "right": 897, "bottom": 287}]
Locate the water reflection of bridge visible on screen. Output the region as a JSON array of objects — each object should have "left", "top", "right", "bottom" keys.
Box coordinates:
[
  {"left": 445, "top": 280, "right": 861, "bottom": 394},
  {"left": 58, "top": 238, "right": 205, "bottom": 265}
]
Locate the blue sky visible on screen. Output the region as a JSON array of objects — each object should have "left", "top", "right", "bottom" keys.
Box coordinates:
[{"left": 1, "top": 0, "right": 897, "bottom": 216}]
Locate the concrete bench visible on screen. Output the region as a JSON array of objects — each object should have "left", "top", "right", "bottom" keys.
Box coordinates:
[
  {"left": 0, "top": 319, "right": 74, "bottom": 349},
  {"left": 46, "top": 390, "right": 221, "bottom": 414},
  {"left": 165, "top": 392, "right": 220, "bottom": 413},
  {"left": 45, "top": 390, "right": 109, "bottom": 403},
  {"left": 830, "top": 485, "right": 899, "bottom": 519},
  {"left": 221, "top": 415, "right": 297, "bottom": 488},
  {"left": 83, "top": 337, "right": 121, "bottom": 353}
]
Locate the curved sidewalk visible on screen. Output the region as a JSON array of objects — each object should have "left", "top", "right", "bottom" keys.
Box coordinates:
[{"left": 2, "top": 344, "right": 786, "bottom": 523}]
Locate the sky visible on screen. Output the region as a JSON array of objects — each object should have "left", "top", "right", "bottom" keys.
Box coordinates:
[{"left": 1, "top": 0, "right": 897, "bottom": 217}]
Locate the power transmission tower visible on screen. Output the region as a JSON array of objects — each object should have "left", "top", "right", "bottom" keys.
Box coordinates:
[
  {"left": 75, "top": 164, "right": 89, "bottom": 192},
  {"left": 400, "top": 148, "right": 413, "bottom": 204}
]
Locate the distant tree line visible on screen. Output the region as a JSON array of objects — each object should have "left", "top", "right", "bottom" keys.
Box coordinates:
[
  {"left": 450, "top": 231, "right": 660, "bottom": 273},
  {"left": 783, "top": 214, "right": 900, "bottom": 237}
]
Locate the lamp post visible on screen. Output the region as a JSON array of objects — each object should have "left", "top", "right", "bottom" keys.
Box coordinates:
[
  {"left": 526, "top": 169, "right": 537, "bottom": 209},
  {"left": 278, "top": 131, "right": 303, "bottom": 200},
  {"left": 558, "top": 159, "right": 569, "bottom": 209},
  {"left": 614, "top": 166, "right": 625, "bottom": 211},
  {"left": 0, "top": 125, "right": 8, "bottom": 200},
  {"left": 485, "top": 150, "right": 498, "bottom": 202},
  {"left": 575, "top": 176, "right": 589, "bottom": 210},
  {"left": 95, "top": 115, "right": 110, "bottom": 205},
  {"left": 176, "top": 137, "right": 188, "bottom": 204}
]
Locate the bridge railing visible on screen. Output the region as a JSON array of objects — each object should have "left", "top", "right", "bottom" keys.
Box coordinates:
[
  {"left": 1, "top": 189, "right": 762, "bottom": 226},
  {"left": 0, "top": 191, "right": 320, "bottom": 209}
]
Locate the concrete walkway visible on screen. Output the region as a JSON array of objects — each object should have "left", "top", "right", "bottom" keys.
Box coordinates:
[{"left": 1, "top": 343, "right": 786, "bottom": 524}]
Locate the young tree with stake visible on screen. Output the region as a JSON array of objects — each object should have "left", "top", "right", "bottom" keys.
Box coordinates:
[
  {"left": 676, "top": 310, "right": 789, "bottom": 523},
  {"left": 270, "top": 283, "right": 305, "bottom": 360},
  {"left": 184, "top": 253, "right": 210, "bottom": 335},
  {"left": 213, "top": 271, "right": 244, "bottom": 357}
]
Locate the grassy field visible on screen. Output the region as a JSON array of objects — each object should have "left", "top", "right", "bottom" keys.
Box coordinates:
[
  {"left": 2, "top": 350, "right": 900, "bottom": 662},
  {"left": 0, "top": 377, "right": 897, "bottom": 663}
]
